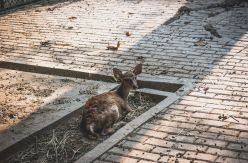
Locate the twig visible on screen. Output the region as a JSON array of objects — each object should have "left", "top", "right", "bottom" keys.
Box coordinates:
[
  {"left": 229, "top": 115, "right": 239, "bottom": 122},
  {"left": 35, "top": 136, "right": 38, "bottom": 156},
  {"left": 64, "top": 148, "right": 68, "bottom": 162},
  {"left": 47, "top": 130, "right": 59, "bottom": 163},
  {"left": 71, "top": 147, "right": 82, "bottom": 160}
]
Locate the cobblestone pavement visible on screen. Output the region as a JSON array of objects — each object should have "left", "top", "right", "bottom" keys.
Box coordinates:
[{"left": 1, "top": 0, "right": 248, "bottom": 162}]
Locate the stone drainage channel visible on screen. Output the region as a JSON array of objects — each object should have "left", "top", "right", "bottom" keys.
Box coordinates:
[{"left": 0, "top": 62, "right": 193, "bottom": 162}]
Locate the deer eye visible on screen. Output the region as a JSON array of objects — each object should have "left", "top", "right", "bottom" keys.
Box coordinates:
[{"left": 125, "top": 78, "right": 132, "bottom": 83}]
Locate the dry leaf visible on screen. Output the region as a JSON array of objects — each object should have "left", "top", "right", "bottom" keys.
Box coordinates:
[
  {"left": 125, "top": 32, "right": 132, "bottom": 36},
  {"left": 194, "top": 40, "right": 207, "bottom": 46},
  {"left": 68, "top": 16, "right": 77, "bottom": 20},
  {"left": 203, "top": 87, "right": 209, "bottom": 94},
  {"left": 106, "top": 41, "right": 120, "bottom": 51}
]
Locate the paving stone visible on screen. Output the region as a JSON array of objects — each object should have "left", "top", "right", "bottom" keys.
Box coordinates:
[
  {"left": 104, "top": 154, "right": 138, "bottom": 163},
  {"left": 1, "top": 0, "right": 248, "bottom": 162},
  {"left": 109, "top": 147, "right": 160, "bottom": 161},
  {"left": 184, "top": 151, "right": 217, "bottom": 161},
  {"left": 119, "top": 140, "right": 154, "bottom": 152},
  {"left": 216, "top": 157, "right": 248, "bottom": 163}
]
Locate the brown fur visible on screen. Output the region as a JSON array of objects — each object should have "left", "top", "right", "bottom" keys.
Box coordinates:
[{"left": 80, "top": 64, "right": 142, "bottom": 139}]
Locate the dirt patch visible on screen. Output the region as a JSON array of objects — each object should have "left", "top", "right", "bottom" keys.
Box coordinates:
[
  {"left": 0, "top": 71, "right": 67, "bottom": 131},
  {"left": 0, "top": 69, "right": 102, "bottom": 134},
  {"left": 6, "top": 92, "right": 155, "bottom": 163}
]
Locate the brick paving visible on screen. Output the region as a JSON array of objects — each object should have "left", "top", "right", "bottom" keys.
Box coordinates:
[{"left": 0, "top": 0, "right": 248, "bottom": 162}]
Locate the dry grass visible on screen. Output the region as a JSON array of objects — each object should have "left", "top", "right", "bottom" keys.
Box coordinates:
[{"left": 7, "top": 93, "right": 155, "bottom": 163}]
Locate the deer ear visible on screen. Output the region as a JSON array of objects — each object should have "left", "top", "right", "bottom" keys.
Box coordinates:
[
  {"left": 113, "top": 68, "right": 123, "bottom": 81},
  {"left": 133, "top": 64, "right": 142, "bottom": 75}
]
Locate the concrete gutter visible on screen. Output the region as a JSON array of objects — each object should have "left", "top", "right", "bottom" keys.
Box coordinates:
[{"left": 75, "top": 88, "right": 180, "bottom": 163}]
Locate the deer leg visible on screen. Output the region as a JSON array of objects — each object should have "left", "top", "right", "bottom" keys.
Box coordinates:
[
  {"left": 101, "top": 121, "right": 115, "bottom": 136},
  {"left": 86, "top": 124, "right": 99, "bottom": 140},
  {"left": 101, "top": 127, "right": 115, "bottom": 136},
  {"left": 124, "top": 103, "right": 133, "bottom": 112},
  {"left": 114, "top": 121, "right": 127, "bottom": 129},
  {"left": 101, "top": 112, "right": 118, "bottom": 136}
]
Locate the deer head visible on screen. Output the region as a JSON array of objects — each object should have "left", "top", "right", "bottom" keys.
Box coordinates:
[{"left": 113, "top": 64, "right": 142, "bottom": 90}]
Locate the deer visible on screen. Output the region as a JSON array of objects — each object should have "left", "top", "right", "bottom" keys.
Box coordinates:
[{"left": 80, "top": 64, "right": 142, "bottom": 139}]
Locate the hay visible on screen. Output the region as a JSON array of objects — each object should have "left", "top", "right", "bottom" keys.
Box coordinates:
[{"left": 7, "top": 93, "right": 155, "bottom": 163}]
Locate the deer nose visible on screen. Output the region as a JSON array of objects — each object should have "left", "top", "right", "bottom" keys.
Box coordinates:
[
  {"left": 133, "top": 84, "right": 138, "bottom": 89},
  {"left": 132, "top": 80, "right": 138, "bottom": 89}
]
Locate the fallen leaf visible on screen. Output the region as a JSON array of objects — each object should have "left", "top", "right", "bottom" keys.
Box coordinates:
[
  {"left": 194, "top": 40, "right": 207, "bottom": 46},
  {"left": 46, "top": 7, "right": 55, "bottom": 11},
  {"left": 218, "top": 114, "right": 228, "bottom": 121},
  {"left": 90, "top": 63, "right": 96, "bottom": 68},
  {"left": 68, "top": 16, "right": 77, "bottom": 20},
  {"left": 203, "top": 86, "right": 209, "bottom": 94},
  {"left": 40, "top": 41, "right": 51, "bottom": 47},
  {"left": 137, "top": 56, "right": 144, "bottom": 60},
  {"left": 67, "top": 26, "right": 73, "bottom": 30},
  {"left": 106, "top": 41, "right": 120, "bottom": 51},
  {"left": 160, "top": 70, "right": 168, "bottom": 75},
  {"left": 125, "top": 31, "right": 132, "bottom": 36}
]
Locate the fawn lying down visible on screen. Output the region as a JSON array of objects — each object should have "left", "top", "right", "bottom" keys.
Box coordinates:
[{"left": 80, "top": 64, "right": 142, "bottom": 139}]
